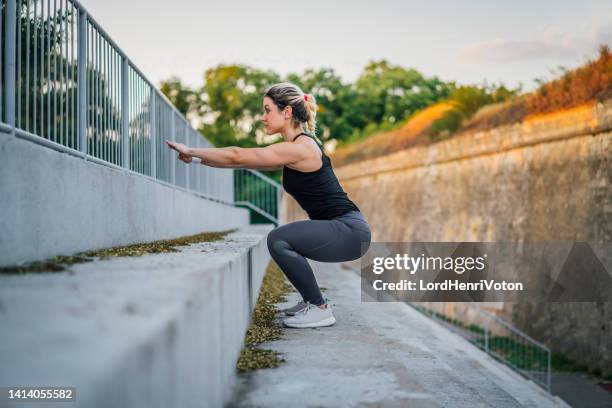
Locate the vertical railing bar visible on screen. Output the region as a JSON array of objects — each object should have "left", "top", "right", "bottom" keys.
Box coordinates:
[
  {"left": 138, "top": 73, "right": 142, "bottom": 173},
  {"left": 93, "top": 27, "right": 97, "bottom": 156},
  {"left": 170, "top": 111, "right": 175, "bottom": 185},
  {"left": 40, "top": 0, "right": 45, "bottom": 138},
  {"left": 26, "top": 0, "right": 31, "bottom": 132},
  {"left": 135, "top": 70, "right": 138, "bottom": 172},
  {"left": 484, "top": 314, "right": 489, "bottom": 353},
  {"left": 139, "top": 73, "right": 142, "bottom": 173},
  {"left": 90, "top": 25, "right": 94, "bottom": 155},
  {"left": 135, "top": 73, "right": 139, "bottom": 173},
  {"left": 105, "top": 38, "right": 109, "bottom": 162},
  {"left": 17, "top": 0, "right": 22, "bottom": 129},
  {"left": 96, "top": 29, "right": 101, "bottom": 158},
  {"left": 52, "top": 0, "right": 57, "bottom": 143},
  {"left": 135, "top": 70, "right": 138, "bottom": 171},
  {"left": 76, "top": 8, "right": 86, "bottom": 153},
  {"left": 0, "top": 0, "right": 4, "bottom": 115},
  {"left": 88, "top": 22, "right": 93, "bottom": 153},
  {"left": 140, "top": 81, "right": 146, "bottom": 175},
  {"left": 145, "top": 81, "right": 148, "bottom": 175},
  {"left": 115, "top": 49, "right": 119, "bottom": 165},
  {"left": 133, "top": 74, "right": 136, "bottom": 172},
  {"left": 59, "top": 0, "right": 63, "bottom": 145},
  {"left": 46, "top": 0, "right": 51, "bottom": 139},
  {"left": 277, "top": 185, "right": 281, "bottom": 222},
  {"left": 150, "top": 90, "right": 156, "bottom": 178},
  {"left": 184, "top": 119, "right": 189, "bottom": 189},
  {"left": 128, "top": 68, "right": 132, "bottom": 169},
  {"left": 146, "top": 84, "right": 149, "bottom": 175},
  {"left": 100, "top": 35, "right": 105, "bottom": 160},
  {"left": 132, "top": 69, "right": 135, "bottom": 171},
  {"left": 121, "top": 56, "right": 129, "bottom": 168},
  {"left": 65, "top": 0, "right": 70, "bottom": 147},
  {"left": 547, "top": 349, "right": 551, "bottom": 392},
  {"left": 69, "top": 1, "right": 74, "bottom": 148},
  {"left": 41, "top": 0, "right": 46, "bottom": 138},
  {"left": 130, "top": 67, "right": 140, "bottom": 172},
  {"left": 109, "top": 46, "right": 113, "bottom": 164},
  {"left": 5, "top": 0, "right": 16, "bottom": 128},
  {"left": 33, "top": 0, "right": 37, "bottom": 135},
  {"left": 111, "top": 47, "right": 115, "bottom": 164}
]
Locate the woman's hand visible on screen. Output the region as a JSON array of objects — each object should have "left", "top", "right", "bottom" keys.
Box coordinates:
[{"left": 165, "top": 140, "right": 193, "bottom": 164}]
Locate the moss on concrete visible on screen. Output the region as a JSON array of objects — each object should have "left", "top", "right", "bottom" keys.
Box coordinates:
[
  {"left": 0, "top": 229, "right": 236, "bottom": 275},
  {"left": 236, "top": 261, "right": 292, "bottom": 373}
]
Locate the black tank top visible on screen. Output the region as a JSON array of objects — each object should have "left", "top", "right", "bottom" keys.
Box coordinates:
[{"left": 282, "top": 133, "right": 361, "bottom": 220}]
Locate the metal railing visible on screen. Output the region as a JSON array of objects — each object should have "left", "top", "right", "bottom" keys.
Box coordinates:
[
  {"left": 411, "top": 302, "right": 552, "bottom": 392},
  {"left": 0, "top": 0, "right": 279, "bottom": 223},
  {"left": 234, "top": 168, "right": 281, "bottom": 223}
]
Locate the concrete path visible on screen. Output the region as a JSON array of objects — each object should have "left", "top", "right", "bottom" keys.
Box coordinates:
[{"left": 227, "top": 261, "right": 568, "bottom": 408}]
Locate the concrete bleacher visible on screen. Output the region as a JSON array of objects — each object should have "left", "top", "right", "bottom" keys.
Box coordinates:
[{"left": 0, "top": 224, "right": 272, "bottom": 408}]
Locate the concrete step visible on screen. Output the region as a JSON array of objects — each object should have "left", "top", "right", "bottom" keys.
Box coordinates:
[
  {"left": 0, "top": 224, "right": 273, "bottom": 408},
  {"left": 227, "top": 260, "right": 569, "bottom": 408}
]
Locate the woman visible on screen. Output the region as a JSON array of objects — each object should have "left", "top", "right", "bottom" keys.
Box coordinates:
[{"left": 166, "top": 82, "right": 372, "bottom": 329}]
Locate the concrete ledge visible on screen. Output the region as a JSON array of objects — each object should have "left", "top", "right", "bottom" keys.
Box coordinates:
[
  {"left": 0, "top": 131, "right": 249, "bottom": 267},
  {"left": 0, "top": 224, "right": 273, "bottom": 408}
]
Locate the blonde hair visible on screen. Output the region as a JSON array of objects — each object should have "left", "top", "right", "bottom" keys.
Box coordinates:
[{"left": 264, "top": 82, "right": 318, "bottom": 137}]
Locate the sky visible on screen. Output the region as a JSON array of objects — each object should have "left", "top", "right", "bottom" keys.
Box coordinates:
[{"left": 82, "top": 0, "right": 611, "bottom": 92}]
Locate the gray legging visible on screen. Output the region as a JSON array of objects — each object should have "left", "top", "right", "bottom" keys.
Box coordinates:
[{"left": 266, "top": 210, "right": 372, "bottom": 306}]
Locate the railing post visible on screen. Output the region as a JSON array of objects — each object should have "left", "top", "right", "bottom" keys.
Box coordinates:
[
  {"left": 4, "top": 0, "right": 16, "bottom": 129},
  {"left": 547, "top": 350, "right": 551, "bottom": 392},
  {"left": 77, "top": 10, "right": 88, "bottom": 153},
  {"left": 121, "top": 58, "right": 129, "bottom": 169},
  {"left": 184, "top": 123, "right": 189, "bottom": 189},
  {"left": 170, "top": 112, "right": 175, "bottom": 185},
  {"left": 150, "top": 91, "right": 156, "bottom": 178},
  {"left": 276, "top": 187, "right": 281, "bottom": 224},
  {"left": 484, "top": 315, "right": 490, "bottom": 353},
  {"left": 196, "top": 136, "right": 201, "bottom": 193}
]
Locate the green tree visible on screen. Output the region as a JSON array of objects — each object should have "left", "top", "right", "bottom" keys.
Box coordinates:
[
  {"left": 286, "top": 67, "right": 355, "bottom": 142},
  {"left": 354, "top": 60, "right": 452, "bottom": 128},
  {"left": 159, "top": 76, "right": 195, "bottom": 117},
  {"left": 196, "top": 64, "right": 280, "bottom": 148}
]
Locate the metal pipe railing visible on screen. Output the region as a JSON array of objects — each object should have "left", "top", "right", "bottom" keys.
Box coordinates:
[
  {"left": 411, "top": 302, "right": 552, "bottom": 392},
  {"left": 0, "top": 0, "right": 279, "bottom": 224}
]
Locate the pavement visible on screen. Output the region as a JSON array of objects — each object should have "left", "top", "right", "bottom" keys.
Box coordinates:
[{"left": 227, "top": 260, "right": 568, "bottom": 408}]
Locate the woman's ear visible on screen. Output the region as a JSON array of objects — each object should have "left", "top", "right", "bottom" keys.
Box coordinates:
[{"left": 284, "top": 106, "right": 292, "bottom": 119}]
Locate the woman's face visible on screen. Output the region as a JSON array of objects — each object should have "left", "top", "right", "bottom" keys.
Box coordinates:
[{"left": 262, "top": 96, "right": 289, "bottom": 135}]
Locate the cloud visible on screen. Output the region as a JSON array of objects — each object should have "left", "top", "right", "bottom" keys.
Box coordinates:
[{"left": 455, "top": 23, "right": 612, "bottom": 64}]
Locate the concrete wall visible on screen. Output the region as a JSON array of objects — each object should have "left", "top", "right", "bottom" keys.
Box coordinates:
[
  {"left": 281, "top": 100, "right": 612, "bottom": 376},
  {"left": 0, "top": 131, "right": 249, "bottom": 267}
]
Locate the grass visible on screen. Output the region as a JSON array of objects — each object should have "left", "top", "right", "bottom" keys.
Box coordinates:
[
  {"left": 0, "top": 229, "right": 236, "bottom": 275},
  {"left": 236, "top": 260, "right": 293, "bottom": 372}
]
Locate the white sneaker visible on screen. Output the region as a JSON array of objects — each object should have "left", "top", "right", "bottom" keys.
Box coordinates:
[
  {"left": 282, "top": 302, "right": 336, "bottom": 328},
  {"left": 280, "top": 300, "right": 309, "bottom": 316}
]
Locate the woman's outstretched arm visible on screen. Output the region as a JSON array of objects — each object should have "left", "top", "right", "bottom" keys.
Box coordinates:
[{"left": 165, "top": 140, "right": 308, "bottom": 169}]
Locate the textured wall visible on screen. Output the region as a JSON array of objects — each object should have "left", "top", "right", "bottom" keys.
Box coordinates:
[
  {"left": 0, "top": 131, "right": 249, "bottom": 267},
  {"left": 281, "top": 100, "right": 612, "bottom": 376}
]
